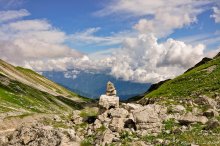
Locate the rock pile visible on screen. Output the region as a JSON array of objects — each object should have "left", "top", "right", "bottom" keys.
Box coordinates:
[
  {"left": 99, "top": 81, "right": 119, "bottom": 110},
  {"left": 1, "top": 89, "right": 220, "bottom": 146},
  {"left": 0, "top": 124, "right": 81, "bottom": 146}
]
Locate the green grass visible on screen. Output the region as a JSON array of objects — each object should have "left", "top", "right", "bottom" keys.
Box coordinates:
[
  {"left": 145, "top": 57, "right": 220, "bottom": 99},
  {"left": 142, "top": 123, "right": 220, "bottom": 146},
  {"left": 79, "top": 107, "right": 98, "bottom": 118},
  {"left": 0, "top": 59, "right": 93, "bottom": 115},
  {"left": 0, "top": 74, "right": 85, "bottom": 114}
]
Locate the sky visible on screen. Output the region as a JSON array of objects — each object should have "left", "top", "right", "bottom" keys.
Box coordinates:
[{"left": 0, "top": 0, "right": 220, "bottom": 83}]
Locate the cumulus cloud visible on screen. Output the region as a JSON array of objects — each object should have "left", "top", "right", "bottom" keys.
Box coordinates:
[
  {"left": 21, "top": 34, "right": 207, "bottom": 83},
  {"left": 0, "top": 9, "right": 29, "bottom": 23},
  {"left": 109, "top": 34, "right": 205, "bottom": 83},
  {"left": 95, "top": 0, "right": 211, "bottom": 37},
  {"left": 211, "top": 7, "right": 220, "bottom": 23},
  {"left": 0, "top": 9, "right": 83, "bottom": 68}
]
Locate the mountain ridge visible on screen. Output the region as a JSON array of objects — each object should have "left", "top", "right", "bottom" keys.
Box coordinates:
[{"left": 0, "top": 59, "right": 90, "bottom": 115}]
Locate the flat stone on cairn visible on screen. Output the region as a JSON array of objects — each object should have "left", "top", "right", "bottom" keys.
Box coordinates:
[{"left": 99, "top": 81, "right": 119, "bottom": 110}]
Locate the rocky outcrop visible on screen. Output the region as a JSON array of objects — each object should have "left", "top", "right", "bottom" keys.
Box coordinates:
[
  {"left": 132, "top": 104, "right": 167, "bottom": 135},
  {"left": 1, "top": 124, "right": 80, "bottom": 146}
]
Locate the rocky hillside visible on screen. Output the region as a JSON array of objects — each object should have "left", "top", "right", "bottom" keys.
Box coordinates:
[
  {"left": 0, "top": 59, "right": 90, "bottom": 116},
  {"left": 0, "top": 53, "right": 220, "bottom": 146}
]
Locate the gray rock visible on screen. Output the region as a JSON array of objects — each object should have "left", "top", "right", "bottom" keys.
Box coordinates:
[
  {"left": 178, "top": 112, "right": 208, "bottom": 125},
  {"left": 108, "top": 108, "right": 129, "bottom": 118},
  {"left": 204, "top": 119, "right": 220, "bottom": 130},
  {"left": 203, "top": 109, "right": 219, "bottom": 118},
  {"left": 121, "top": 103, "right": 143, "bottom": 112},
  {"left": 4, "top": 124, "right": 80, "bottom": 146},
  {"left": 100, "top": 129, "right": 115, "bottom": 145},
  {"left": 109, "top": 117, "right": 125, "bottom": 132},
  {"left": 132, "top": 104, "right": 166, "bottom": 134},
  {"left": 53, "top": 115, "right": 62, "bottom": 122},
  {"left": 93, "top": 119, "right": 102, "bottom": 130},
  {"left": 194, "top": 95, "right": 217, "bottom": 109},
  {"left": 99, "top": 95, "right": 119, "bottom": 110},
  {"left": 71, "top": 110, "right": 83, "bottom": 125},
  {"left": 171, "top": 105, "right": 186, "bottom": 113}
]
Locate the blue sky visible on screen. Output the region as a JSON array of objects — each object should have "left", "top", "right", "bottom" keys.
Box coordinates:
[
  {"left": 0, "top": 0, "right": 219, "bottom": 52},
  {"left": 0, "top": 0, "right": 220, "bottom": 83}
]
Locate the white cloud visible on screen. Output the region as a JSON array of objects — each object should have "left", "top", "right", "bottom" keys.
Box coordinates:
[
  {"left": 109, "top": 34, "right": 205, "bottom": 83},
  {"left": 95, "top": 0, "right": 211, "bottom": 37},
  {"left": 211, "top": 7, "right": 220, "bottom": 23},
  {"left": 69, "top": 27, "right": 136, "bottom": 47},
  {"left": 0, "top": 9, "right": 29, "bottom": 23},
  {"left": 20, "top": 34, "right": 207, "bottom": 83},
  {"left": 0, "top": 9, "right": 83, "bottom": 68}
]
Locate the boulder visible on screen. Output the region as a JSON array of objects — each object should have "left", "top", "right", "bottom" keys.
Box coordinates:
[
  {"left": 203, "top": 109, "right": 219, "bottom": 118},
  {"left": 99, "top": 129, "right": 115, "bottom": 145},
  {"left": 121, "top": 103, "right": 143, "bottom": 112},
  {"left": 132, "top": 104, "right": 166, "bottom": 134},
  {"left": 71, "top": 110, "right": 83, "bottom": 125},
  {"left": 99, "top": 95, "right": 119, "bottom": 110},
  {"left": 171, "top": 105, "right": 186, "bottom": 114},
  {"left": 204, "top": 119, "right": 220, "bottom": 130},
  {"left": 108, "top": 108, "right": 129, "bottom": 118},
  {"left": 93, "top": 119, "right": 102, "bottom": 130},
  {"left": 194, "top": 95, "right": 217, "bottom": 109},
  {"left": 178, "top": 112, "right": 208, "bottom": 125},
  {"left": 109, "top": 117, "right": 125, "bottom": 132}
]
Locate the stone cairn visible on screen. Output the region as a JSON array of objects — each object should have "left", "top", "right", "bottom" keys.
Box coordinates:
[{"left": 99, "top": 81, "right": 119, "bottom": 110}]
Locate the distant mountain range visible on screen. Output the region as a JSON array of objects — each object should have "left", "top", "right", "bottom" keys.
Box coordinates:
[{"left": 42, "top": 70, "right": 151, "bottom": 100}]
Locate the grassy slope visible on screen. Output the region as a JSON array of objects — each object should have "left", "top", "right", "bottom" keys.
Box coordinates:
[
  {"left": 0, "top": 59, "right": 90, "bottom": 114},
  {"left": 145, "top": 56, "right": 220, "bottom": 99}
]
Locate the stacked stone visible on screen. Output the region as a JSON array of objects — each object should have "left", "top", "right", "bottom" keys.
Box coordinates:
[{"left": 106, "top": 81, "right": 117, "bottom": 96}]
